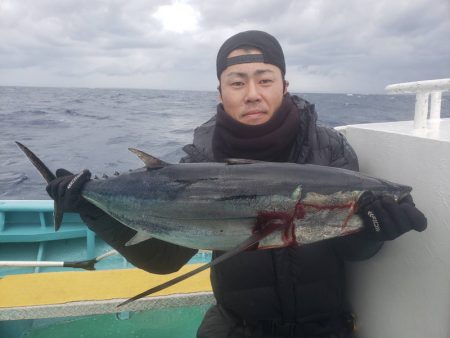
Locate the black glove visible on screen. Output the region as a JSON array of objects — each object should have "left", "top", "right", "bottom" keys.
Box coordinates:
[
  {"left": 46, "top": 168, "right": 92, "bottom": 213},
  {"left": 357, "top": 191, "right": 427, "bottom": 241}
]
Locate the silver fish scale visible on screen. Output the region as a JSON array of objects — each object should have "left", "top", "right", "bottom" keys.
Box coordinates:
[
  {"left": 258, "top": 191, "right": 364, "bottom": 248},
  {"left": 295, "top": 191, "right": 363, "bottom": 242},
  {"left": 81, "top": 162, "right": 411, "bottom": 251}
]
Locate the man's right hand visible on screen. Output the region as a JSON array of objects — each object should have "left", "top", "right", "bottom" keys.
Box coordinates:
[{"left": 46, "top": 169, "right": 91, "bottom": 213}]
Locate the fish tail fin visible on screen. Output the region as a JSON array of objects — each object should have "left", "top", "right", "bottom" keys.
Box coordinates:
[{"left": 15, "top": 141, "right": 63, "bottom": 231}]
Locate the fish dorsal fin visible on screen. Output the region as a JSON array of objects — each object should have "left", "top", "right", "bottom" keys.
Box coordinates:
[
  {"left": 128, "top": 148, "right": 169, "bottom": 168},
  {"left": 226, "top": 158, "right": 261, "bottom": 165}
]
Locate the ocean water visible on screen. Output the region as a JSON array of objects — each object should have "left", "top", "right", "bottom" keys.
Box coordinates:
[{"left": 1, "top": 86, "right": 449, "bottom": 199}]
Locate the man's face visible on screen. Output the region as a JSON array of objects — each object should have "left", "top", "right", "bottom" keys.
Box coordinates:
[{"left": 219, "top": 49, "right": 288, "bottom": 126}]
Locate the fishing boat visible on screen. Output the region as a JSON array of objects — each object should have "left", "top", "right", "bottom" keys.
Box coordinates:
[
  {"left": 0, "top": 201, "right": 214, "bottom": 337},
  {"left": 1, "top": 78, "right": 449, "bottom": 337}
]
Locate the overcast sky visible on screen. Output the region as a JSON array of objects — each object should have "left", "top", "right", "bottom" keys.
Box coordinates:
[{"left": 1, "top": 0, "right": 449, "bottom": 94}]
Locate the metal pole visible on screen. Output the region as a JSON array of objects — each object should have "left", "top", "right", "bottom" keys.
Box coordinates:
[
  {"left": 414, "top": 92, "right": 429, "bottom": 129},
  {"left": 429, "top": 91, "right": 442, "bottom": 120}
]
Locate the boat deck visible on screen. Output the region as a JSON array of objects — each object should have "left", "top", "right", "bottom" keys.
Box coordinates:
[{"left": 0, "top": 264, "right": 213, "bottom": 320}]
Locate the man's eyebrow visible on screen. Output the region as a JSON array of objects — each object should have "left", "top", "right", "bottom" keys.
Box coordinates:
[
  {"left": 226, "top": 71, "right": 247, "bottom": 78},
  {"left": 254, "top": 69, "right": 275, "bottom": 76},
  {"left": 226, "top": 69, "right": 275, "bottom": 78}
]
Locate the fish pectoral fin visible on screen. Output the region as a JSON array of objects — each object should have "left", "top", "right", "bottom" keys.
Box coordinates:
[
  {"left": 128, "top": 148, "right": 169, "bottom": 168},
  {"left": 125, "top": 231, "right": 153, "bottom": 246},
  {"left": 225, "top": 158, "right": 262, "bottom": 165},
  {"left": 117, "top": 222, "right": 286, "bottom": 307}
]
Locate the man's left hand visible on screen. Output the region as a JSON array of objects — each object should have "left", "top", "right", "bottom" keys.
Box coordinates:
[{"left": 357, "top": 192, "right": 427, "bottom": 241}]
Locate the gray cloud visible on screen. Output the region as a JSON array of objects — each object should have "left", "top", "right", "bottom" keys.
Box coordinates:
[{"left": 0, "top": 0, "right": 449, "bottom": 93}]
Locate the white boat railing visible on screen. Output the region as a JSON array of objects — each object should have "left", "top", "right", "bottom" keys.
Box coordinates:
[{"left": 385, "top": 78, "right": 450, "bottom": 129}]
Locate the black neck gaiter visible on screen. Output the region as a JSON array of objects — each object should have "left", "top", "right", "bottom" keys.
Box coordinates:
[{"left": 212, "top": 94, "right": 301, "bottom": 162}]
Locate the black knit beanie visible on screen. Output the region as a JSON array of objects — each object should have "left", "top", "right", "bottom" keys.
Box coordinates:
[{"left": 216, "top": 30, "right": 286, "bottom": 79}]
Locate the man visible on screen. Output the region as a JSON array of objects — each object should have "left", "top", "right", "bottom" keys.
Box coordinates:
[{"left": 46, "top": 31, "right": 427, "bottom": 337}]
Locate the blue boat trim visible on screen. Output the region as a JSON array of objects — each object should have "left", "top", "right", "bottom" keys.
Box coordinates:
[{"left": 0, "top": 200, "right": 211, "bottom": 276}]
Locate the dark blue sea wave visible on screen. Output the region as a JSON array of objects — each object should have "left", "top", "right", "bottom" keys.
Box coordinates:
[
  {"left": 63, "top": 108, "right": 110, "bottom": 120},
  {"left": 0, "top": 86, "right": 448, "bottom": 199}
]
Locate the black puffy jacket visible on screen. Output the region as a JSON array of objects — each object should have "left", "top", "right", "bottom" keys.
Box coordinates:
[
  {"left": 179, "top": 95, "right": 382, "bottom": 323},
  {"left": 81, "top": 95, "right": 382, "bottom": 323}
]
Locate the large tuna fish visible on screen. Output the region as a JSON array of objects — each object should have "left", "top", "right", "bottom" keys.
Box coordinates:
[{"left": 16, "top": 142, "right": 411, "bottom": 305}]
